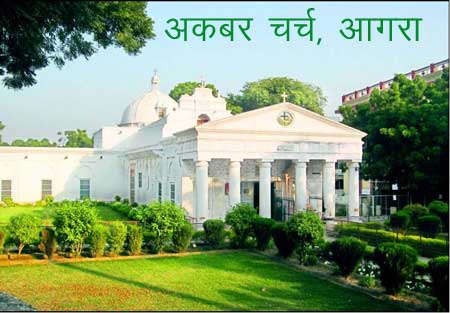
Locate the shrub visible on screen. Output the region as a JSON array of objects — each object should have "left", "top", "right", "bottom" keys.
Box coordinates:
[
  {"left": 3, "top": 197, "right": 16, "bottom": 207},
  {"left": 287, "top": 212, "right": 324, "bottom": 264},
  {"left": 330, "top": 236, "right": 367, "bottom": 278},
  {"left": 192, "top": 230, "right": 205, "bottom": 242},
  {"left": 303, "top": 254, "right": 319, "bottom": 266},
  {"left": 428, "top": 256, "right": 449, "bottom": 311},
  {"left": 108, "top": 222, "right": 127, "bottom": 256},
  {"left": 203, "top": 219, "right": 225, "bottom": 247},
  {"left": 122, "top": 198, "right": 129, "bottom": 205},
  {"left": 0, "top": 230, "right": 5, "bottom": 254},
  {"left": 133, "top": 201, "right": 187, "bottom": 253},
  {"left": 53, "top": 201, "right": 98, "bottom": 257},
  {"left": 272, "top": 222, "right": 296, "bottom": 257},
  {"left": 225, "top": 203, "right": 257, "bottom": 248},
  {"left": 401, "top": 204, "right": 428, "bottom": 227},
  {"left": 363, "top": 222, "right": 384, "bottom": 231},
  {"left": 88, "top": 224, "right": 108, "bottom": 257},
  {"left": 335, "top": 224, "right": 448, "bottom": 258},
  {"left": 428, "top": 200, "right": 449, "bottom": 232},
  {"left": 172, "top": 222, "right": 193, "bottom": 252},
  {"left": 374, "top": 242, "right": 418, "bottom": 295},
  {"left": 38, "top": 227, "right": 56, "bottom": 259},
  {"left": 126, "top": 224, "right": 143, "bottom": 255},
  {"left": 389, "top": 211, "right": 410, "bottom": 238},
  {"left": 114, "top": 195, "right": 121, "bottom": 202},
  {"left": 417, "top": 215, "right": 441, "bottom": 238},
  {"left": 7, "top": 214, "right": 41, "bottom": 257},
  {"left": 252, "top": 217, "right": 275, "bottom": 251}
]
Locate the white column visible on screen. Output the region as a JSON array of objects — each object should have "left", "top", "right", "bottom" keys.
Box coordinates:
[
  {"left": 229, "top": 160, "right": 241, "bottom": 208},
  {"left": 295, "top": 161, "right": 308, "bottom": 211},
  {"left": 348, "top": 162, "right": 360, "bottom": 217},
  {"left": 322, "top": 161, "right": 336, "bottom": 218},
  {"left": 259, "top": 161, "right": 272, "bottom": 218},
  {"left": 195, "top": 160, "right": 209, "bottom": 223}
]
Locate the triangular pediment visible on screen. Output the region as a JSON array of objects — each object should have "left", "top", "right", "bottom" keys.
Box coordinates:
[{"left": 198, "top": 102, "right": 366, "bottom": 138}]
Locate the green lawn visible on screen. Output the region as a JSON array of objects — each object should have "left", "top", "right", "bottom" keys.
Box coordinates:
[
  {"left": 0, "top": 204, "right": 128, "bottom": 225},
  {"left": 0, "top": 251, "right": 407, "bottom": 311}
]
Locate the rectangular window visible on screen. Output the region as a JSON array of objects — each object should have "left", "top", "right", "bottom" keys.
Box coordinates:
[
  {"left": 1, "top": 180, "right": 12, "bottom": 201},
  {"left": 158, "top": 182, "right": 162, "bottom": 202},
  {"left": 138, "top": 172, "right": 142, "bottom": 188},
  {"left": 335, "top": 178, "right": 344, "bottom": 190},
  {"left": 80, "top": 179, "right": 90, "bottom": 199},
  {"left": 41, "top": 180, "right": 52, "bottom": 199},
  {"left": 170, "top": 183, "right": 175, "bottom": 203}
]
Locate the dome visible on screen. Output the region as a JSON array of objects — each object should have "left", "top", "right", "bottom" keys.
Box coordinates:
[{"left": 119, "top": 72, "right": 178, "bottom": 127}]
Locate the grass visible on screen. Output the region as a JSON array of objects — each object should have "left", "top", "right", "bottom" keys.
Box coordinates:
[
  {"left": 0, "top": 251, "right": 408, "bottom": 311},
  {"left": 0, "top": 204, "right": 128, "bottom": 225}
]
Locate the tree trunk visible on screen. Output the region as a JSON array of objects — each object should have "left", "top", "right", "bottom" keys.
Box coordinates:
[{"left": 18, "top": 243, "right": 24, "bottom": 259}]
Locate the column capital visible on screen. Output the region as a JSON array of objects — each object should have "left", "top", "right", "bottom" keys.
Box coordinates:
[
  {"left": 293, "top": 160, "right": 308, "bottom": 168},
  {"left": 229, "top": 160, "right": 242, "bottom": 167},
  {"left": 258, "top": 160, "right": 273, "bottom": 168}
]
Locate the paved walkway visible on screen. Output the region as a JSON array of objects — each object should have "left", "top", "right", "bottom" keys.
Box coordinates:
[{"left": 0, "top": 292, "right": 36, "bottom": 311}]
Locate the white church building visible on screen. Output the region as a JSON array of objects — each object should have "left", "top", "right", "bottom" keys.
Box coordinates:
[{"left": 0, "top": 73, "right": 366, "bottom": 222}]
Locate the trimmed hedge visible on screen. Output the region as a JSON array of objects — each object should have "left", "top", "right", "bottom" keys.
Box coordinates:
[
  {"left": 428, "top": 256, "right": 449, "bottom": 311},
  {"left": 203, "top": 219, "right": 225, "bottom": 247},
  {"left": 272, "top": 222, "right": 296, "bottom": 258},
  {"left": 252, "top": 217, "right": 274, "bottom": 251},
  {"left": 417, "top": 215, "right": 441, "bottom": 238},
  {"left": 335, "top": 224, "right": 448, "bottom": 258},
  {"left": 330, "top": 236, "right": 367, "bottom": 277}
]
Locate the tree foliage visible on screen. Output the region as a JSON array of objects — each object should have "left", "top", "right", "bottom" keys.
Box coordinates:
[
  {"left": 340, "top": 70, "right": 449, "bottom": 202},
  {"left": 10, "top": 138, "right": 56, "bottom": 147},
  {"left": 58, "top": 129, "right": 93, "bottom": 147},
  {"left": 169, "top": 81, "right": 218, "bottom": 101},
  {"left": 7, "top": 214, "right": 41, "bottom": 257},
  {"left": 0, "top": 1, "right": 155, "bottom": 89},
  {"left": 227, "top": 77, "right": 326, "bottom": 114}
]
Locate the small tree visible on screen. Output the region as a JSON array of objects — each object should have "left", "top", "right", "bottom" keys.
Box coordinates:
[
  {"left": 428, "top": 200, "right": 449, "bottom": 232},
  {"left": 389, "top": 211, "right": 410, "bottom": 238},
  {"left": 133, "top": 201, "right": 186, "bottom": 253},
  {"left": 428, "top": 256, "right": 449, "bottom": 311},
  {"left": 287, "top": 212, "right": 324, "bottom": 264},
  {"left": 38, "top": 227, "right": 57, "bottom": 259},
  {"left": 225, "top": 203, "right": 257, "bottom": 248},
  {"left": 203, "top": 219, "right": 225, "bottom": 248},
  {"left": 417, "top": 215, "right": 441, "bottom": 238},
  {"left": 330, "top": 237, "right": 367, "bottom": 278},
  {"left": 7, "top": 214, "right": 40, "bottom": 257},
  {"left": 126, "top": 224, "right": 143, "bottom": 256},
  {"left": 374, "top": 243, "right": 418, "bottom": 295},
  {"left": 401, "top": 204, "right": 429, "bottom": 227},
  {"left": 53, "top": 201, "right": 97, "bottom": 257},
  {"left": 172, "top": 222, "right": 193, "bottom": 252},
  {"left": 271, "top": 222, "right": 296, "bottom": 258},
  {"left": 88, "top": 224, "right": 108, "bottom": 258},
  {"left": 108, "top": 221, "right": 127, "bottom": 256},
  {"left": 0, "top": 229, "right": 6, "bottom": 254},
  {"left": 252, "top": 217, "right": 275, "bottom": 251}
]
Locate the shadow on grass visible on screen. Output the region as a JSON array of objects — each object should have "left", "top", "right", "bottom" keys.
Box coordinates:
[{"left": 59, "top": 262, "right": 239, "bottom": 311}]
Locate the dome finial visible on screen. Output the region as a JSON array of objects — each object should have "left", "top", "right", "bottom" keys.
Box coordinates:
[
  {"left": 151, "top": 69, "right": 160, "bottom": 90},
  {"left": 199, "top": 74, "right": 206, "bottom": 88}
]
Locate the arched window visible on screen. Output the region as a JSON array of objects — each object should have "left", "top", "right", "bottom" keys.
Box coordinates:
[{"left": 197, "top": 114, "right": 210, "bottom": 126}]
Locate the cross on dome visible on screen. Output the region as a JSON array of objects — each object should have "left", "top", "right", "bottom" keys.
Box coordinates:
[
  {"left": 281, "top": 92, "right": 288, "bottom": 102},
  {"left": 199, "top": 74, "right": 206, "bottom": 88},
  {"left": 151, "top": 69, "right": 160, "bottom": 90}
]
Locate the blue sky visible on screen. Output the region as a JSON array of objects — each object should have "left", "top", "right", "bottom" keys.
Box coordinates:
[{"left": 0, "top": 1, "right": 448, "bottom": 142}]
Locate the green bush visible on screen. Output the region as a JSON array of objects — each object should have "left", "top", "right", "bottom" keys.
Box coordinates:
[
  {"left": 428, "top": 256, "right": 449, "bottom": 311},
  {"left": 303, "top": 254, "right": 319, "bottom": 266},
  {"left": 53, "top": 200, "right": 98, "bottom": 257},
  {"left": 272, "top": 222, "right": 296, "bottom": 258},
  {"left": 7, "top": 213, "right": 41, "bottom": 257},
  {"left": 0, "top": 229, "right": 6, "bottom": 254},
  {"left": 88, "top": 224, "right": 108, "bottom": 257},
  {"left": 374, "top": 242, "right": 418, "bottom": 295},
  {"left": 417, "top": 215, "right": 441, "bottom": 238},
  {"left": 252, "top": 217, "right": 275, "bottom": 251},
  {"left": 203, "top": 219, "right": 225, "bottom": 247},
  {"left": 428, "top": 200, "right": 449, "bottom": 232},
  {"left": 401, "top": 204, "right": 429, "bottom": 227},
  {"left": 389, "top": 211, "right": 410, "bottom": 237},
  {"left": 114, "top": 195, "right": 121, "bottom": 202},
  {"left": 225, "top": 203, "right": 257, "bottom": 248},
  {"left": 3, "top": 197, "right": 16, "bottom": 207},
  {"left": 287, "top": 212, "right": 324, "bottom": 264},
  {"left": 192, "top": 230, "right": 205, "bottom": 242},
  {"left": 335, "top": 224, "right": 448, "bottom": 258},
  {"left": 108, "top": 222, "right": 127, "bottom": 256},
  {"left": 330, "top": 237, "right": 367, "bottom": 278},
  {"left": 38, "top": 227, "right": 56, "bottom": 259},
  {"left": 363, "top": 222, "right": 385, "bottom": 231},
  {"left": 172, "top": 222, "right": 193, "bottom": 252},
  {"left": 126, "top": 224, "right": 143, "bottom": 255},
  {"left": 133, "top": 201, "right": 187, "bottom": 253}
]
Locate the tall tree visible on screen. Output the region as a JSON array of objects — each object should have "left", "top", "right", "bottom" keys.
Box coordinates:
[
  {"left": 0, "top": 1, "right": 154, "bottom": 89},
  {"left": 339, "top": 69, "right": 449, "bottom": 203},
  {"left": 169, "top": 81, "right": 243, "bottom": 115},
  {"left": 227, "top": 77, "right": 326, "bottom": 114},
  {"left": 58, "top": 129, "right": 93, "bottom": 148}
]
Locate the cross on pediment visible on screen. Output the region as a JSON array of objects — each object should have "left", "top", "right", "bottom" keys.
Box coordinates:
[{"left": 281, "top": 92, "right": 288, "bottom": 102}]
